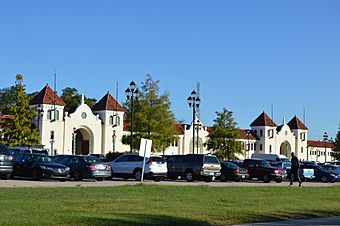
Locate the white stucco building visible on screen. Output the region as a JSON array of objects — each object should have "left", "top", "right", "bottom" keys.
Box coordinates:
[{"left": 29, "top": 85, "right": 334, "bottom": 162}]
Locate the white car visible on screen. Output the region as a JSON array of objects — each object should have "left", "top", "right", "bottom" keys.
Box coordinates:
[{"left": 108, "top": 154, "right": 167, "bottom": 181}]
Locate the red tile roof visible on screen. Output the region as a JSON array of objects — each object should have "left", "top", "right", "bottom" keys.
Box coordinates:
[
  {"left": 175, "top": 124, "right": 185, "bottom": 135},
  {"left": 250, "top": 112, "right": 277, "bottom": 127},
  {"left": 288, "top": 116, "right": 308, "bottom": 130},
  {"left": 30, "top": 85, "right": 65, "bottom": 106},
  {"left": 308, "top": 140, "right": 334, "bottom": 149},
  {"left": 239, "top": 129, "right": 258, "bottom": 140},
  {"left": 92, "top": 92, "right": 125, "bottom": 112}
]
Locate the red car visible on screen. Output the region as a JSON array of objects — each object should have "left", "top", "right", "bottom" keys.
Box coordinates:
[{"left": 243, "top": 159, "right": 287, "bottom": 183}]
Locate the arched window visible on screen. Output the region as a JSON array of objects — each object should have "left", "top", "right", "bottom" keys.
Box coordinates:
[
  {"left": 55, "top": 110, "right": 59, "bottom": 121},
  {"left": 116, "top": 116, "right": 121, "bottom": 126},
  {"left": 109, "top": 116, "right": 114, "bottom": 125},
  {"left": 47, "top": 110, "right": 52, "bottom": 120}
]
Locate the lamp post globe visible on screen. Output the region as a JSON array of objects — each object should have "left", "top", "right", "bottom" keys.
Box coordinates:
[{"left": 126, "top": 81, "right": 138, "bottom": 153}]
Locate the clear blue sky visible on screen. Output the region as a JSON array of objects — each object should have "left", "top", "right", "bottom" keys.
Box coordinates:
[{"left": 1, "top": 1, "right": 339, "bottom": 140}]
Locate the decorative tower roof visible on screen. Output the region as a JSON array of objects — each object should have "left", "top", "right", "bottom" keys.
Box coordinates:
[
  {"left": 92, "top": 92, "right": 125, "bottom": 112},
  {"left": 30, "top": 85, "right": 65, "bottom": 106},
  {"left": 288, "top": 116, "right": 308, "bottom": 130},
  {"left": 250, "top": 112, "right": 277, "bottom": 127}
]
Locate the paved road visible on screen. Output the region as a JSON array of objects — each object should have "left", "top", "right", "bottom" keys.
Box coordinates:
[
  {"left": 238, "top": 216, "right": 340, "bottom": 225},
  {"left": 0, "top": 178, "right": 338, "bottom": 188}
]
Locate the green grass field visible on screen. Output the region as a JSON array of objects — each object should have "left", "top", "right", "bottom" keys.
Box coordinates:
[{"left": 0, "top": 185, "right": 340, "bottom": 225}]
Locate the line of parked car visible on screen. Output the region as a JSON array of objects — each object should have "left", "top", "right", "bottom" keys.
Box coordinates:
[{"left": 1, "top": 144, "right": 340, "bottom": 183}]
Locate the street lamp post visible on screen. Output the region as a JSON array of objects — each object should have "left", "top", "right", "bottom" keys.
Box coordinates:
[
  {"left": 323, "top": 132, "right": 328, "bottom": 163},
  {"left": 72, "top": 127, "right": 76, "bottom": 155},
  {"left": 112, "top": 130, "right": 116, "bottom": 152},
  {"left": 187, "top": 90, "right": 200, "bottom": 155},
  {"left": 50, "top": 131, "right": 55, "bottom": 156},
  {"left": 245, "top": 129, "right": 251, "bottom": 159},
  {"left": 125, "top": 81, "right": 139, "bottom": 153},
  {"left": 36, "top": 105, "right": 44, "bottom": 131}
]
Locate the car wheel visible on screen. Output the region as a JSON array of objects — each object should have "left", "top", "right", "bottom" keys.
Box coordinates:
[
  {"left": 134, "top": 169, "right": 142, "bottom": 181},
  {"left": 0, "top": 174, "right": 10, "bottom": 180},
  {"left": 275, "top": 179, "right": 282, "bottom": 183},
  {"left": 263, "top": 174, "right": 270, "bottom": 183},
  {"left": 96, "top": 178, "right": 104, "bottom": 181},
  {"left": 321, "top": 176, "right": 328, "bottom": 183},
  {"left": 74, "top": 171, "right": 82, "bottom": 181},
  {"left": 59, "top": 179, "right": 66, "bottom": 182},
  {"left": 204, "top": 176, "right": 213, "bottom": 182},
  {"left": 185, "top": 170, "right": 194, "bottom": 182},
  {"left": 220, "top": 174, "right": 227, "bottom": 182},
  {"left": 32, "top": 170, "right": 41, "bottom": 181},
  {"left": 153, "top": 177, "right": 161, "bottom": 182},
  {"left": 234, "top": 178, "right": 241, "bottom": 182}
]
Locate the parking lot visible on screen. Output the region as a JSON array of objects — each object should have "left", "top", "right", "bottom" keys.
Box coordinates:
[{"left": 0, "top": 178, "right": 337, "bottom": 188}]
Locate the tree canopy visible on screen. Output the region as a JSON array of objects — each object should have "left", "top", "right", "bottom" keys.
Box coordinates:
[
  {"left": 0, "top": 75, "right": 40, "bottom": 147},
  {"left": 206, "top": 108, "right": 243, "bottom": 160},
  {"left": 60, "top": 87, "right": 97, "bottom": 112},
  {"left": 123, "top": 74, "right": 177, "bottom": 154},
  {"left": 331, "top": 130, "right": 340, "bottom": 161}
]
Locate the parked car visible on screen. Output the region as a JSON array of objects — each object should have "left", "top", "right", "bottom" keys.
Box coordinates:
[
  {"left": 243, "top": 159, "right": 287, "bottom": 183},
  {"left": 251, "top": 153, "right": 289, "bottom": 163},
  {"left": 166, "top": 154, "right": 221, "bottom": 182},
  {"left": 226, "top": 160, "right": 244, "bottom": 168},
  {"left": 108, "top": 154, "right": 167, "bottom": 181},
  {"left": 218, "top": 161, "right": 249, "bottom": 182},
  {"left": 0, "top": 144, "right": 13, "bottom": 179},
  {"left": 9, "top": 147, "right": 48, "bottom": 156},
  {"left": 300, "top": 164, "right": 340, "bottom": 183},
  {"left": 54, "top": 155, "right": 112, "bottom": 181},
  {"left": 12, "top": 153, "right": 70, "bottom": 181},
  {"left": 269, "top": 161, "right": 292, "bottom": 179},
  {"left": 329, "top": 161, "right": 340, "bottom": 167},
  {"left": 321, "top": 164, "right": 340, "bottom": 175}
]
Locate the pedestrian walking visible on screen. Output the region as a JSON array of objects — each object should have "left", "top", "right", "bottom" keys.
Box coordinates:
[{"left": 290, "top": 152, "right": 302, "bottom": 187}]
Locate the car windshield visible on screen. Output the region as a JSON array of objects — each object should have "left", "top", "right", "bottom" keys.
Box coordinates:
[
  {"left": 283, "top": 162, "right": 291, "bottom": 168},
  {"left": 0, "top": 145, "right": 9, "bottom": 154},
  {"left": 83, "top": 156, "right": 102, "bottom": 163},
  {"left": 258, "top": 160, "right": 271, "bottom": 167},
  {"left": 204, "top": 156, "right": 219, "bottom": 165},
  {"left": 151, "top": 157, "right": 166, "bottom": 164},
  {"left": 31, "top": 155, "right": 54, "bottom": 163}
]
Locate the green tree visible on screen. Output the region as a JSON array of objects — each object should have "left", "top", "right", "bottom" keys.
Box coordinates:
[
  {"left": 331, "top": 130, "right": 340, "bottom": 161},
  {"left": 0, "top": 86, "right": 16, "bottom": 114},
  {"left": 123, "top": 74, "right": 177, "bottom": 154},
  {"left": 60, "top": 87, "right": 97, "bottom": 112},
  {"left": 206, "top": 108, "right": 243, "bottom": 160},
  {"left": 0, "top": 75, "right": 40, "bottom": 147}
]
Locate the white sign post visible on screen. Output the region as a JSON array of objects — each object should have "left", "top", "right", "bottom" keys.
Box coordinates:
[{"left": 139, "top": 138, "right": 152, "bottom": 183}]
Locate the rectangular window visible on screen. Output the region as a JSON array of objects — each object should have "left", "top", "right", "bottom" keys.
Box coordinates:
[
  {"left": 301, "top": 147, "right": 303, "bottom": 153},
  {"left": 269, "top": 145, "right": 272, "bottom": 153},
  {"left": 260, "top": 144, "right": 262, "bottom": 151},
  {"left": 254, "top": 144, "right": 257, "bottom": 151},
  {"left": 260, "top": 130, "right": 263, "bottom": 137}
]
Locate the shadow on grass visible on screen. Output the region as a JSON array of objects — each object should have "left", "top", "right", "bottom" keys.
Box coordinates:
[
  {"left": 244, "top": 210, "right": 340, "bottom": 225},
  {"left": 77, "top": 214, "right": 211, "bottom": 226}
]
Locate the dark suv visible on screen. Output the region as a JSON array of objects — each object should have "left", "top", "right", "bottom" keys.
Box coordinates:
[
  {"left": 166, "top": 154, "right": 221, "bottom": 182},
  {"left": 243, "top": 158, "right": 287, "bottom": 183},
  {"left": 0, "top": 144, "right": 13, "bottom": 179}
]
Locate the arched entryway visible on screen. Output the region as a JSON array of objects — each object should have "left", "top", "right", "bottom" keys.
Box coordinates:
[
  {"left": 280, "top": 141, "right": 291, "bottom": 157},
  {"left": 74, "top": 127, "right": 93, "bottom": 155}
]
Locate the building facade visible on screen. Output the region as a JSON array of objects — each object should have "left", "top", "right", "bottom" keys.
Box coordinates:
[{"left": 28, "top": 85, "right": 334, "bottom": 162}]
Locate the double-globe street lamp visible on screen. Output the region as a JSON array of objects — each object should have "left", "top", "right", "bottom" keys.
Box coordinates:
[
  {"left": 323, "top": 132, "right": 328, "bottom": 163},
  {"left": 125, "top": 81, "right": 139, "bottom": 153},
  {"left": 187, "top": 90, "right": 200, "bottom": 155}
]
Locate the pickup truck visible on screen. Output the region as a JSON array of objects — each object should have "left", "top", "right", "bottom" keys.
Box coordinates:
[{"left": 243, "top": 158, "right": 287, "bottom": 183}]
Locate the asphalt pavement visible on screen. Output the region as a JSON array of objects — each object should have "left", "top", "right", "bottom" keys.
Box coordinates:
[{"left": 0, "top": 178, "right": 338, "bottom": 188}]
